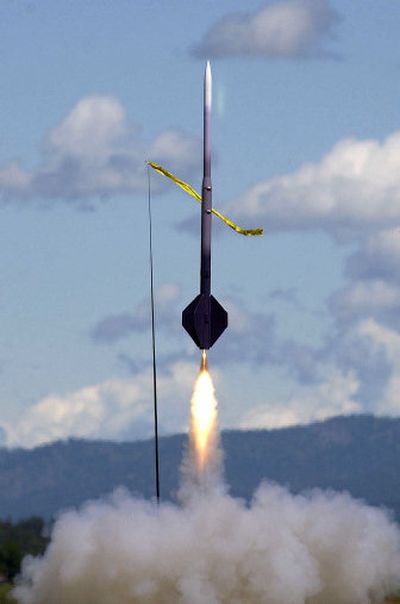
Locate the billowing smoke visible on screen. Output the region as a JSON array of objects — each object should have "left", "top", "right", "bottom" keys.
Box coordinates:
[
  {"left": 13, "top": 362, "right": 400, "bottom": 603},
  {"left": 14, "top": 484, "right": 400, "bottom": 603}
]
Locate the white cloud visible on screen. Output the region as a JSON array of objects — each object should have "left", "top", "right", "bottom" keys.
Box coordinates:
[
  {"left": 0, "top": 96, "right": 200, "bottom": 203},
  {"left": 327, "top": 228, "right": 400, "bottom": 331},
  {"left": 1, "top": 333, "right": 366, "bottom": 447},
  {"left": 0, "top": 162, "right": 32, "bottom": 195},
  {"left": 346, "top": 228, "right": 400, "bottom": 282},
  {"left": 230, "top": 131, "right": 400, "bottom": 240},
  {"left": 222, "top": 128, "right": 400, "bottom": 417},
  {"left": 356, "top": 319, "right": 400, "bottom": 417},
  {"left": 358, "top": 319, "right": 400, "bottom": 364},
  {"left": 366, "top": 229, "right": 400, "bottom": 259},
  {"left": 90, "top": 282, "right": 182, "bottom": 344},
  {"left": 193, "top": 0, "right": 340, "bottom": 60},
  {"left": 239, "top": 368, "right": 360, "bottom": 430},
  {"left": 2, "top": 360, "right": 199, "bottom": 448},
  {"left": 48, "top": 96, "right": 128, "bottom": 161},
  {"left": 331, "top": 280, "right": 400, "bottom": 321}
]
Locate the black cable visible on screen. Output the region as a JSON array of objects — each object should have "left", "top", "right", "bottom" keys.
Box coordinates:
[{"left": 147, "top": 164, "right": 160, "bottom": 504}]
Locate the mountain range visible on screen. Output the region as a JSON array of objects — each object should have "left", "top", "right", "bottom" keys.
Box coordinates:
[{"left": 0, "top": 414, "right": 399, "bottom": 521}]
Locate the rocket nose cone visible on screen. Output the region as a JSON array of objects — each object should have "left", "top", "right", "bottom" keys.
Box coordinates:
[{"left": 205, "top": 61, "right": 212, "bottom": 82}]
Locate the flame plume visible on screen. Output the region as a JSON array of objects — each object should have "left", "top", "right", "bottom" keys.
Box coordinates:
[
  {"left": 180, "top": 350, "right": 223, "bottom": 496},
  {"left": 190, "top": 350, "right": 217, "bottom": 471}
]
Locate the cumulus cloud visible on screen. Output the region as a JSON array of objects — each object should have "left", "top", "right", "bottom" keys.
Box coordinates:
[
  {"left": 324, "top": 228, "right": 400, "bottom": 334},
  {"left": 288, "top": 312, "right": 400, "bottom": 420},
  {"left": 90, "top": 283, "right": 181, "bottom": 345},
  {"left": 0, "top": 96, "right": 200, "bottom": 203},
  {"left": 357, "top": 319, "right": 400, "bottom": 417},
  {"left": 330, "top": 280, "right": 400, "bottom": 326},
  {"left": 321, "top": 321, "right": 391, "bottom": 408},
  {"left": 220, "top": 128, "right": 400, "bottom": 419},
  {"left": 2, "top": 360, "right": 199, "bottom": 448},
  {"left": 240, "top": 367, "right": 360, "bottom": 430},
  {"left": 192, "top": 0, "right": 341, "bottom": 60},
  {"left": 229, "top": 131, "right": 400, "bottom": 240},
  {"left": 345, "top": 228, "right": 400, "bottom": 282}
]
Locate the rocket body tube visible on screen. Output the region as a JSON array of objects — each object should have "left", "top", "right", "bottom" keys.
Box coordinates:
[
  {"left": 201, "top": 61, "right": 212, "bottom": 297},
  {"left": 182, "top": 62, "right": 228, "bottom": 350}
]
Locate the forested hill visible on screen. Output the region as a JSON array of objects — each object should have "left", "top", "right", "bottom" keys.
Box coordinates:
[{"left": 0, "top": 414, "right": 399, "bottom": 521}]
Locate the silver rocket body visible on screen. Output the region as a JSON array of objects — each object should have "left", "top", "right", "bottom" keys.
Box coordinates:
[{"left": 182, "top": 62, "right": 228, "bottom": 350}]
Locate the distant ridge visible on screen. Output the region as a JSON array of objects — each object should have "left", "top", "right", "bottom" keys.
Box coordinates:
[{"left": 0, "top": 414, "right": 399, "bottom": 520}]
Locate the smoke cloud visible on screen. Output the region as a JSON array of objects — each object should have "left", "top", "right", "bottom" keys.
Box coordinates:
[{"left": 14, "top": 482, "right": 400, "bottom": 603}]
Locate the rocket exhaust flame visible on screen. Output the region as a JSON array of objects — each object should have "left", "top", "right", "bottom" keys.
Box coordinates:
[
  {"left": 201, "top": 348, "right": 207, "bottom": 371},
  {"left": 190, "top": 350, "right": 216, "bottom": 472},
  {"left": 179, "top": 350, "right": 224, "bottom": 498}
]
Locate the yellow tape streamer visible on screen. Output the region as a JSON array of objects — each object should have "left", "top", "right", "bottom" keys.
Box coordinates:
[{"left": 147, "top": 161, "right": 263, "bottom": 236}]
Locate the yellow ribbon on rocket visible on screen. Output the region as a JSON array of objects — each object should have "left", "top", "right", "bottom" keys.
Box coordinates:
[{"left": 147, "top": 161, "right": 263, "bottom": 237}]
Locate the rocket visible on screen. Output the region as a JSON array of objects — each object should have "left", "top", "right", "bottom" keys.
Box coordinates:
[{"left": 182, "top": 62, "right": 228, "bottom": 350}]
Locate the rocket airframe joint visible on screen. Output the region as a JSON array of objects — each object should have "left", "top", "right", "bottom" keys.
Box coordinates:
[{"left": 182, "top": 62, "right": 228, "bottom": 350}]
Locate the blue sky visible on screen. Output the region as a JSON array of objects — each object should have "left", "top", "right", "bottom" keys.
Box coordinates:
[{"left": 1, "top": 0, "right": 400, "bottom": 447}]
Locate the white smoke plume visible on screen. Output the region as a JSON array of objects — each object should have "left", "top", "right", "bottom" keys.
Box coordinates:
[{"left": 14, "top": 483, "right": 400, "bottom": 603}]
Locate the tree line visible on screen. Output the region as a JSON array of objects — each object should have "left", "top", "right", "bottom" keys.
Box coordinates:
[{"left": 0, "top": 517, "right": 49, "bottom": 582}]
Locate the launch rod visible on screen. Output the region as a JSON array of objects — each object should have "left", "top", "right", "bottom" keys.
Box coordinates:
[{"left": 147, "top": 165, "right": 160, "bottom": 504}]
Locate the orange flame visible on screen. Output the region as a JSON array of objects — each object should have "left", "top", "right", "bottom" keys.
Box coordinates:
[{"left": 189, "top": 350, "right": 218, "bottom": 471}]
